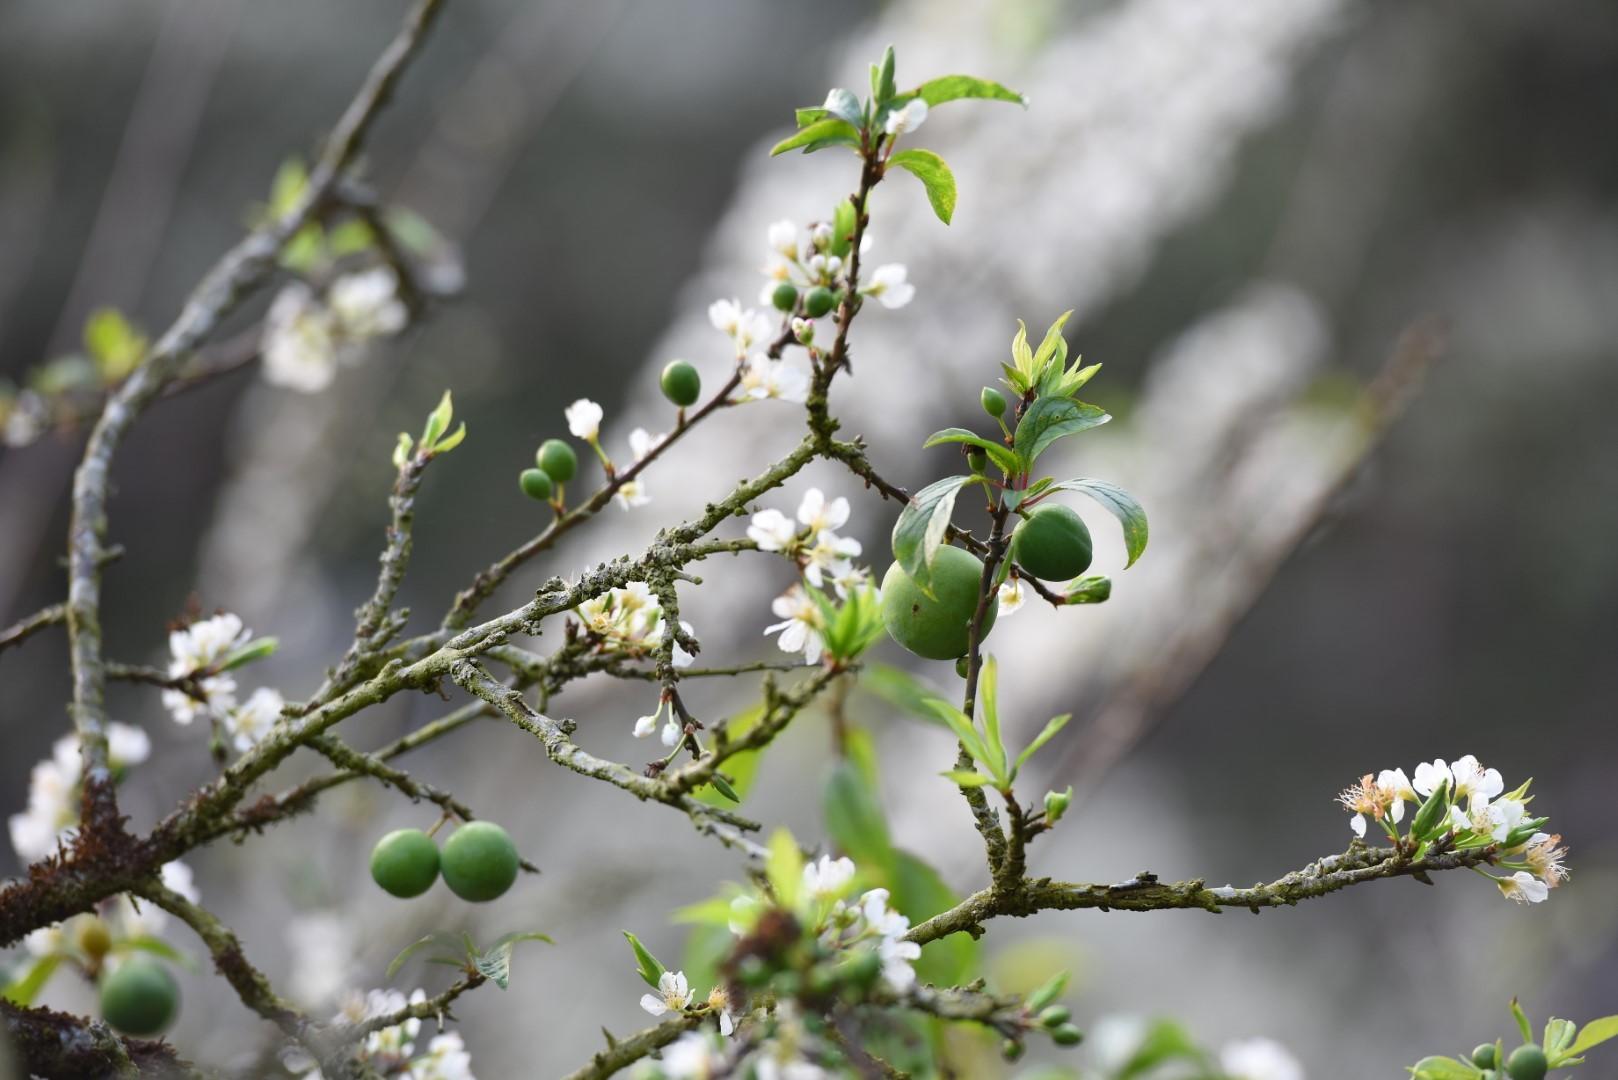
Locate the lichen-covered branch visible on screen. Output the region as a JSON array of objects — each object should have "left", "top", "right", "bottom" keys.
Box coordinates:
[
  {"left": 904, "top": 844, "right": 1500, "bottom": 946},
  {"left": 0, "top": 998, "right": 191, "bottom": 1079},
  {"left": 0, "top": 602, "right": 67, "bottom": 655},
  {"left": 559, "top": 1012, "right": 704, "bottom": 1080}
]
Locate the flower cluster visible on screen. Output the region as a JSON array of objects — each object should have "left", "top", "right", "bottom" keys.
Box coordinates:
[
  {"left": 8, "top": 724, "right": 150, "bottom": 861},
  {"left": 757, "top": 219, "right": 914, "bottom": 315},
  {"left": 161, "top": 611, "right": 284, "bottom": 753},
  {"left": 1336, "top": 754, "right": 1568, "bottom": 903},
  {"left": 559, "top": 397, "right": 664, "bottom": 510},
  {"left": 261, "top": 267, "right": 408, "bottom": 393},
  {"left": 290, "top": 989, "right": 474, "bottom": 1080},
  {"left": 752, "top": 488, "right": 874, "bottom": 665}
]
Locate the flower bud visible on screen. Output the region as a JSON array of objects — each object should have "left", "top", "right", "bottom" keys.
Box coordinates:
[
  {"left": 1472, "top": 1044, "right": 1499, "bottom": 1068},
  {"left": 1409, "top": 779, "right": 1450, "bottom": 840},
  {"left": 1038, "top": 1005, "right": 1071, "bottom": 1028},
  {"left": 76, "top": 917, "right": 113, "bottom": 960},
  {"left": 981, "top": 387, "right": 1007, "bottom": 418},
  {"left": 1044, "top": 787, "right": 1073, "bottom": 825},
  {"left": 1050, "top": 1023, "right": 1084, "bottom": 1047},
  {"left": 810, "top": 223, "right": 833, "bottom": 251},
  {"left": 1001, "top": 1039, "right": 1024, "bottom": 1062},
  {"left": 792, "top": 317, "right": 815, "bottom": 344},
  {"left": 771, "top": 282, "right": 799, "bottom": 312}
]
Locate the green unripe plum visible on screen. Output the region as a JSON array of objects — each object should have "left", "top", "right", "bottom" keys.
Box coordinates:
[
  {"left": 1505, "top": 1045, "right": 1547, "bottom": 1080},
  {"left": 1038, "top": 1005, "right": 1072, "bottom": 1028},
  {"left": 370, "top": 828, "right": 440, "bottom": 898},
  {"left": 771, "top": 282, "right": 799, "bottom": 312},
  {"left": 99, "top": 957, "right": 179, "bottom": 1036},
  {"left": 518, "top": 468, "right": 553, "bottom": 503},
  {"left": 981, "top": 386, "right": 1007, "bottom": 418},
  {"left": 1010, "top": 504, "right": 1093, "bottom": 581},
  {"left": 1001, "top": 1039, "right": 1024, "bottom": 1062},
  {"left": 536, "top": 439, "right": 577, "bottom": 484},
  {"left": 1472, "top": 1045, "right": 1499, "bottom": 1068},
  {"left": 439, "top": 821, "right": 519, "bottom": 902},
  {"left": 955, "top": 656, "right": 970, "bottom": 679},
  {"left": 660, "top": 360, "right": 701, "bottom": 407},
  {"left": 966, "top": 448, "right": 988, "bottom": 474},
  {"left": 804, "top": 286, "right": 836, "bottom": 318},
  {"left": 1050, "top": 1023, "right": 1084, "bottom": 1047},
  {"left": 880, "top": 546, "right": 996, "bottom": 661}
]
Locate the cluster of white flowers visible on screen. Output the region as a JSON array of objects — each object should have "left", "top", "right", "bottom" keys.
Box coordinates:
[
  {"left": 757, "top": 220, "right": 914, "bottom": 314},
  {"left": 1337, "top": 754, "right": 1568, "bottom": 903},
  {"left": 752, "top": 489, "right": 871, "bottom": 664},
  {"left": 8, "top": 724, "right": 150, "bottom": 861},
  {"left": 291, "top": 989, "right": 473, "bottom": 1080},
  {"left": 261, "top": 268, "right": 409, "bottom": 393},
  {"left": 638, "top": 971, "right": 737, "bottom": 1038},
  {"left": 161, "top": 612, "right": 284, "bottom": 752}
]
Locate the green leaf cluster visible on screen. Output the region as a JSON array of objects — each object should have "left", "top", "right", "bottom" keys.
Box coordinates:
[
  {"left": 1409, "top": 1000, "right": 1618, "bottom": 1077},
  {"left": 386, "top": 928, "right": 551, "bottom": 991},
  {"left": 393, "top": 389, "right": 467, "bottom": 467},
  {"left": 924, "top": 656, "right": 1068, "bottom": 793}
]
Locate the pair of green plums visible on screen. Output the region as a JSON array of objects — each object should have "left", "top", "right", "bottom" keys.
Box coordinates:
[{"left": 370, "top": 821, "right": 519, "bottom": 903}]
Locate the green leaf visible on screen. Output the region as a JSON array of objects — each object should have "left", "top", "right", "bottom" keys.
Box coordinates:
[
  {"left": 386, "top": 931, "right": 466, "bottom": 980},
  {"left": 1545, "top": 1017, "right": 1577, "bottom": 1055},
  {"left": 770, "top": 118, "right": 859, "bottom": 157},
  {"left": 921, "top": 428, "right": 1019, "bottom": 475},
  {"left": 765, "top": 829, "right": 804, "bottom": 911},
  {"left": 422, "top": 390, "right": 454, "bottom": 447},
  {"left": 1117, "top": 1019, "right": 1202, "bottom": 1078},
  {"left": 1012, "top": 398, "right": 1111, "bottom": 467},
  {"left": 940, "top": 769, "right": 994, "bottom": 788},
  {"left": 1014, "top": 713, "right": 1071, "bottom": 773},
  {"left": 908, "top": 75, "right": 1027, "bottom": 108},
  {"left": 822, "top": 88, "right": 864, "bottom": 127},
  {"left": 708, "top": 774, "right": 740, "bottom": 803},
  {"left": 393, "top": 433, "right": 414, "bottom": 469},
  {"left": 794, "top": 106, "right": 829, "bottom": 127},
  {"left": 1002, "top": 476, "right": 1054, "bottom": 514},
  {"left": 890, "top": 475, "right": 974, "bottom": 594},
  {"left": 116, "top": 935, "right": 196, "bottom": 971},
  {"left": 1046, "top": 479, "right": 1149, "bottom": 567},
  {"left": 1512, "top": 998, "right": 1534, "bottom": 1044},
  {"left": 978, "top": 655, "right": 1007, "bottom": 779},
  {"left": 1031, "top": 311, "right": 1072, "bottom": 381},
  {"left": 888, "top": 148, "right": 957, "bottom": 224},
  {"left": 622, "top": 931, "right": 665, "bottom": 990},
  {"left": 1567, "top": 1015, "right": 1618, "bottom": 1056},
  {"left": 873, "top": 46, "right": 897, "bottom": 103},
  {"left": 219, "top": 636, "right": 279, "bottom": 672},
  {"left": 1409, "top": 779, "right": 1450, "bottom": 841},
  {"left": 889, "top": 849, "right": 977, "bottom": 986},
  {"left": 1408, "top": 1057, "right": 1483, "bottom": 1080},
  {"left": 696, "top": 705, "right": 766, "bottom": 808},
  {"left": 860, "top": 664, "right": 950, "bottom": 727},
  {"left": 1011, "top": 322, "right": 1034, "bottom": 378},
  {"left": 475, "top": 932, "right": 552, "bottom": 990},
  {"left": 831, "top": 198, "right": 858, "bottom": 257},
  {"left": 824, "top": 762, "right": 894, "bottom": 869},
  {"left": 83, "top": 308, "right": 146, "bottom": 379},
  {"left": 922, "top": 699, "right": 992, "bottom": 769},
  {"left": 1065, "top": 576, "right": 1111, "bottom": 604},
  {"left": 433, "top": 422, "right": 467, "bottom": 455},
  {"left": 269, "top": 156, "right": 309, "bottom": 217},
  {"left": 327, "top": 218, "right": 375, "bottom": 256},
  {"left": 1, "top": 954, "right": 61, "bottom": 1006}
]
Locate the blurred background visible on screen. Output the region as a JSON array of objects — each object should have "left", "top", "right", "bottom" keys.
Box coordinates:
[{"left": 2, "top": 0, "right": 1615, "bottom": 1075}]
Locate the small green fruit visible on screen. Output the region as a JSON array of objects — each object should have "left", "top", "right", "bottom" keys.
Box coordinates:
[
  {"left": 518, "top": 468, "right": 553, "bottom": 503},
  {"left": 966, "top": 448, "right": 988, "bottom": 474},
  {"left": 1505, "top": 1045, "right": 1547, "bottom": 1080},
  {"left": 536, "top": 439, "right": 577, "bottom": 484},
  {"left": 981, "top": 387, "right": 1007, "bottom": 418},
  {"left": 660, "top": 360, "right": 701, "bottom": 407},
  {"left": 100, "top": 957, "right": 179, "bottom": 1036},
  {"left": 77, "top": 917, "right": 113, "bottom": 960},
  {"left": 1050, "top": 1023, "right": 1084, "bottom": 1047},
  {"left": 771, "top": 282, "right": 799, "bottom": 312},
  {"left": 1038, "top": 1005, "right": 1071, "bottom": 1028},
  {"left": 955, "top": 656, "right": 970, "bottom": 679},
  {"left": 370, "top": 828, "right": 440, "bottom": 898},
  {"left": 804, "top": 286, "right": 836, "bottom": 318},
  {"left": 1001, "top": 1039, "right": 1024, "bottom": 1062},
  {"left": 1472, "top": 1043, "right": 1499, "bottom": 1068},
  {"left": 879, "top": 546, "right": 996, "bottom": 661},
  {"left": 439, "top": 821, "right": 519, "bottom": 902},
  {"left": 1010, "top": 504, "right": 1093, "bottom": 581}
]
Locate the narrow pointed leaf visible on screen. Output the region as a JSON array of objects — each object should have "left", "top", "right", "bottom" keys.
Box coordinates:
[
  {"left": 888, "top": 148, "right": 957, "bottom": 224},
  {"left": 1015, "top": 713, "right": 1071, "bottom": 772},
  {"left": 921, "top": 699, "right": 991, "bottom": 766},
  {"left": 1568, "top": 1015, "right": 1618, "bottom": 1055},
  {"left": 941, "top": 770, "right": 994, "bottom": 788},
  {"left": 387, "top": 931, "right": 466, "bottom": 980},
  {"left": 979, "top": 656, "right": 1007, "bottom": 779},
  {"left": 622, "top": 931, "right": 666, "bottom": 990},
  {"left": 909, "top": 75, "right": 1027, "bottom": 108},
  {"left": 771, "top": 118, "right": 859, "bottom": 156}
]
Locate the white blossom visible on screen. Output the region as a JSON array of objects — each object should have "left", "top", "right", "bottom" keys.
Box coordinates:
[
  {"left": 997, "top": 578, "right": 1027, "bottom": 616},
  {"left": 828, "top": 563, "right": 870, "bottom": 601},
  {"left": 328, "top": 268, "right": 407, "bottom": 340},
  {"left": 1498, "top": 870, "right": 1549, "bottom": 905},
  {"left": 262, "top": 282, "right": 339, "bottom": 393},
  {"left": 162, "top": 612, "right": 253, "bottom": 724},
  {"left": 9, "top": 725, "right": 150, "bottom": 862},
  {"left": 862, "top": 264, "right": 914, "bottom": 309},
  {"left": 738, "top": 355, "right": 809, "bottom": 404},
  {"left": 858, "top": 888, "right": 921, "bottom": 992},
  {"left": 1449, "top": 754, "right": 1504, "bottom": 803},
  {"left": 409, "top": 1032, "right": 475, "bottom": 1080},
  {"left": 747, "top": 508, "right": 797, "bottom": 552},
  {"left": 226, "top": 687, "right": 284, "bottom": 751},
  {"left": 708, "top": 299, "right": 771, "bottom": 354},
  {"left": 763, "top": 586, "right": 824, "bottom": 664},
  {"left": 767, "top": 219, "right": 799, "bottom": 260},
  {"left": 1411, "top": 758, "right": 1452, "bottom": 798},
  {"left": 801, "top": 855, "right": 855, "bottom": 900},
  {"left": 654, "top": 1031, "right": 723, "bottom": 1079},
  {"left": 882, "top": 98, "right": 928, "bottom": 136},
  {"left": 796, "top": 489, "right": 850, "bottom": 535},
  {"left": 565, "top": 398, "right": 603, "bottom": 442},
  {"left": 802, "top": 531, "right": 860, "bottom": 591},
  {"left": 1218, "top": 1037, "right": 1305, "bottom": 1080},
  {"left": 640, "top": 970, "right": 693, "bottom": 1017},
  {"left": 1521, "top": 833, "right": 1570, "bottom": 888}
]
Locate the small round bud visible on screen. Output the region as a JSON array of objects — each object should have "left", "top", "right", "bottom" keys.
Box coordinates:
[
  {"left": 439, "top": 821, "right": 520, "bottom": 903},
  {"left": 1044, "top": 787, "right": 1073, "bottom": 824},
  {"left": 966, "top": 448, "right": 988, "bottom": 474},
  {"left": 981, "top": 387, "right": 1007, "bottom": 418},
  {"left": 791, "top": 317, "right": 815, "bottom": 344},
  {"left": 99, "top": 957, "right": 179, "bottom": 1036},
  {"left": 519, "top": 468, "right": 553, "bottom": 503},
  {"left": 771, "top": 282, "right": 799, "bottom": 312},
  {"left": 1472, "top": 1045, "right": 1499, "bottom": 1068},
  {"left": 804, "top": 286, "right": 836, "bottom": 319},
  {"left": 1038, "top": 1005, "right": 1071, "bottom": 1028},
  {"left": 370, "top": 828, "right": 441, "bottom": 898},
  {"left": 660, "top": 360, "right": 702, "bottom": 407},
  {"left": 77, "top": 917, "right": 113, "bottom": 960},
  {"left": 536, "top": 439, "right": 577, "bottom": 484},
  {"left": 1505, "top": 1045, "right": 1547, "bottom": 1080},
  {"left": 955, "top": 657, "right": 970, "bottom": 679},
  {"left": 1050, "top": 1023, "right": 1084, "bottom": 1047},
  {"left": 1001, "top": 1039, "right": 1024, "bottom": 1062}
]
